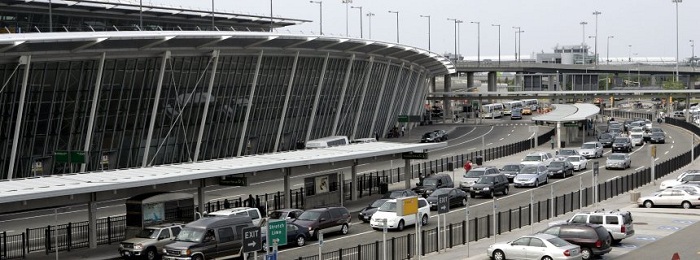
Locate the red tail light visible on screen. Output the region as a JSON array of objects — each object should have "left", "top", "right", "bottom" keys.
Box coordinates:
[
  {"left": 563, "top": 249, "right": 571, "bottom": 256},
  {"left": 621, "top": 225, "right": 626, "bottom": 233},
  {"left": 595, "top": 240, "right": 602, "bottom": 248}
]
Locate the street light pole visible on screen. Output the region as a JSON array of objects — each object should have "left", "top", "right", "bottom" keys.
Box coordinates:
[
  {"left": 366, "top": 12, "right": 375, "bottom": 39},
  {"left": 628, "top": 44, "right": 632, "bottom": 62},
  {"left": 351, "top": 6, "right": 363, "bottom": 38},
  {"left": 691, "top": 40, "right": 696, "bottom": 68},
  {"left": 492, "top": 24, "right": 501, "bottom": 66},
  {"left": 139, "top": 0, "right": 142, "bottom": 29},
  {"left": 512, "top": 26, "right": 521, "bottom": 61},
  {"left": 606, "top": 36, "right": 614, "bottom": 65},
  {"left": 388, "top": 11, "right": 400, "bottom": 43},
  {"left": 580, "top": 21, "right": 587, "bottom": 64},
  {"left": 343, "top": 0, "right": 352, "bottom": 37},
  {"left": 673, "top": 0, "right": 682, "bottom": 82},
  {"left": 592, "top": 11, "right": 602, "bottom": 66},
  {"left": 211, "top": 0, "right": 215, "bottom": 29},
  {"left": 471, "top": 22, "right": 481, "bottom": 66},
  {"left": 310, "top": 1, "right": 323, "bottom": 35},
  {"left": 448, "top": 18, "right": 460, "bottom": 61},
  {"left": 420, "top": 15, "right": 431, "bottom": 50}
]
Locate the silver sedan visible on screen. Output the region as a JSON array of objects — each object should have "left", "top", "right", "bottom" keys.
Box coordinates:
[
  {"left": 514, "top": 165, "right": 548, "bottom": 188},
  {"left": 638, "top": 188, "right": 700, "bottom": 209},
  {"left": 605, "top": 153, "right": 631, "bottom": 170},
  {"left": 487, "top": 233, "right": 582, "bottom": 260}
]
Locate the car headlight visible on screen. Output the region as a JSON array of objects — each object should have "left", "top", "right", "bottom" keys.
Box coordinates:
[
  {"left": 182, "top": 249, "right": 191, "bottom": 256},
  {"left": 426, "top": 190, "right": 433, "bottom": 194},
  {"left": 557, "top": 170, "right": 563, "bottom": 173},
  {"left": 483, "top": 187, "right": 490, "bottom": 191},
  {"left": 133, "top": 244, "right": 143, "bottom": 250},
  {"left": 163, "top": 248, "right": 167, "bottom": 254}
]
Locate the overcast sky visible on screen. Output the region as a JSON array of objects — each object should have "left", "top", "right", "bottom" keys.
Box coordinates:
[{"left": 156, "top": 0, "right": 699, "bottom": 60}]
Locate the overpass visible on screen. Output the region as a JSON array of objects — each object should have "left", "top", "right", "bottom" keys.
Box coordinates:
[{"left": 454, "top": 60, "right": 700, "bottom": 75}]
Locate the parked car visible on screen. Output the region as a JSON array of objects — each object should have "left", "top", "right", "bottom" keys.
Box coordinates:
[
  {"left": 292, "top": 207, "right": 351, "bottom": 239},
  {"left": 659, "top": 170, "right": 700, "bottom": 189},
  {"left": 268, "top": 209, "right": 304, "bottom": 221},
  {"left": 426, "top": 188, "right": 468, "bottom": 209},
  {"left": 566, "top": 155, "right": 588, "bottom": 171},
  {"left": 413, "top": 174, "right": 454, "bottom": 197},
  {"left": 560, "top": 210, "right": 635, "bottom": 244},
  {"left": 383, "top": 189, "right": 419, "bottom": 199},
  {"left": 637, "top": 188, "right": 700, "bottom": 209},
  {"left": 119, "top": 223, "right": 183, "bottom": 260},
  {"left": 539, "top": 223, "right": 613, "bottom": 260},
  {"left": 521, "top": 152, "right": 554, "bottom": 167},
  {"left": 511, "top": 108, "right": 523, "bottom": 120},
  {"left": 358, "top": 199, "right": 389, "bottom": 223},
  {"left": 605, "top": 153, "right": 631, "bottom": 170},
  {"left": 460, "top": 166, "right": 500, "bottom": 191},
  {"left": 611, "top": 137, "right": 633, "bottom": 153},
  {"left": 468, "top": 174, "right": 509, "bottom": 198},
  {"left": 514, "top": 164, "right": 548, "bottom": 188},
  {"left": 205, "top": 207, "right": 263, "bottom": 227},
  {"left": 547, "top": 160, "right": 575, "bottom": 178},
  {"left": 649, "top": 132, "right": 666, "bottom": 144},
  {"left": 261, "top": 222, "right": 311, "bottom": 248},
  {"left": 499, "top": 164, "right": 522, "bottom": 183},
  {"left": 487, "top": 233, "right": 583, "bottom": 260},
  {"left": 597, "top": 133, "right": 614, "bottom": 148},
  {"left": 162, "top": 216, "right": 254, "bottom": 260},
  {"left": 579, "top": 142, "right": 603, "bottom": 159},
  {"left": 370, "top": 197, "right": 430, "bottom": 231}
]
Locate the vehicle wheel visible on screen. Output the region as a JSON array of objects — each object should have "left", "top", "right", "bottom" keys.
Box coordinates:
[
  {"left": 461, "top": 198, "right": 468, "bottom": 206},
  {"left": 313, "top": 229, "right": 321, "bottom": 239},
  {"left": 644, "top": 200, "right": 654, "bottom": 208},
  {"left": 503, "top": 187, "right": 509, "bottom": 195},
  {"left": 470, "top": 193, "right": 475, "bottom": 198},
  {"left": 492, "top": 249, "right": 506, "bottom": 260},
  {"left": 682, "top": 201, "right": 692, "bottom": 209},
  {"left": 421, "top": 214, "right": 429, "bottom": 226},
  {"left": 581, "top": 248, "right": 593, "bottom": 260},
  {"left": 544, "top": 176, "right": 549, "bottom": 184},
  {"left": 192, "top": 255, "right": 204, "bottom": 260},
  {"left": 542, "top": 256, "right": 553, "bottom": 260},
  {"left": 296, "top": 235, "right": 306, "bottom": 247},
  {"left": 340, "top": 224, "right": 349, "bottom": 235},
  {"left": 397, "top": 220, "right": 405, "bottom": 231},
  {"left": 489, "top": 190, "right": 495, "bottom": 198},
  {"left": 535, "top": 179, "right": 539, "bottom": 188},
  {"left": 144, "top": 247, "right": 157, "bottom": 260}
]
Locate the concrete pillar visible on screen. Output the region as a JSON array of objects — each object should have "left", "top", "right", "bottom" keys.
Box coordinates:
[
  {"left": 515, "top": 72, "right": 522, "bottom": 90},
  {"left": 351, "top": 160, "right": 358, "bottom": 201},
  {"left": 548, "top": 75, "right": 556, "bottom": 91},
  {"left": 487, "top": 71, "right": 497, "bottom": 92},
  {"left": 198, "top": 180, "right": 206, "bottom": 215},
  {"left": 557, "top": 122, "right": 562, "bottom": 149},
  {"left": 443, "top": 74, "right": 452, "bottom": 121},
  {"left": 651, "top": 75, "right": 657, "bottom": 86},
  {"left": 284, "top": 168, "right": 292, "bottom": 208},
  {"left": 562, "top": 73, "right": 569, "bottom": 91},
  {"left": 88, "top": 193, "right": 97, "bottom": 248},
  {"left": 404, "top": 159, "right": 412, "bottom": 189},
  {"left": 467, "top": 72, "right": 475, "bottom": 90},
  {"left": 430, "top": 76, "right": 437, "bottom": 93}
]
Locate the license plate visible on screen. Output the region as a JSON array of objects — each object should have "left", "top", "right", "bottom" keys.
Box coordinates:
[{"left": 474, "top": 190, "right": 480, "bottom": 193}]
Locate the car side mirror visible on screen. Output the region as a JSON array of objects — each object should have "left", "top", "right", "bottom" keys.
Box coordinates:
[{"left": 320, "top": 218, "right": 326, "bottom": 222}]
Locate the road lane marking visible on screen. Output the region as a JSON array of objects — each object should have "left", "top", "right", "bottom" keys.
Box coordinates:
[
  {"left": 499, "top": 138, "right": 504, "bottom": 141},
  {"left": 487, "top": 143, "right": 493, "bottom": 146},
  {"left": 665, "top": 151, "right": 669, "bottom": 155}
]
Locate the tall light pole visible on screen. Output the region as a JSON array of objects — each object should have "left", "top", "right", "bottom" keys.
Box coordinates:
[
  {"left": 628, "top": 44, "right": 632, "bottom": 62},
  {"left": 691, "top": 40, "right": 696, "bottom": 68},
  {"left": 211, "top": 0, "right": 215, "bottom": 29},
  {"left": 269, "top": 0, "right": 273, "bottom": 32},
  {"left": 673, "top": 0, "right": 681, "bottom": 82},
  {"left": 457, "top": 20, "right": 463, "bottom": 59},
  {"left": 310, "top": 1, "right": 323, "bottom": 35},
  {"left": 512, "top": 26, "right": 521, "bottom": 61},
  {"left": 580, "top": 22, "right": 588, "bottom": 64},
  {"left": 388, "top": 11, "right": 400, "bottom": 43},
  {"left": 606, "top": 36, "right": 614, "bottom": 65},
  {"left": 492, "top": 24, "right": 501, "bottom": 66},
  {"left": 448, "top": 18, "right": 460, "bottom": 61},
  {"left": 343, "top": 0, "right": 352, "bottom": 37},
  {"left": 471, "top": 21, "right": 481, "bottom": 66},
  {"left": 366, "top": 12, "right": 375, "bottom": 39},
  {"left": 351, "top": 6, "right": 363, "bottom": 38},
  {"left": 139, "top": 0, "right": 142, "bottom": 29},
  {"left": 420, "top": 15, "right": 431, "bottom": 50},
  {"left": 592, "top": 11, "right": 602, "bottom": 66}
]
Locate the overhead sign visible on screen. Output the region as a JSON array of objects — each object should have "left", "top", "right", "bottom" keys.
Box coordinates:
[
  {"left": 267, "top": 219, "right": 288, "bottom": 246},
  {"left": 593, "top": 161, "right": 599, "bottom": 176},
  {"left": 398, "top": 115, "right": 422, "bottom": 123},
  {"left": 437, "top": 194, "right": 450, "bottom": 214},
  {"left": 402, "top": 152, "right": 428, "bottom": 160},
  {"left": 396, "top": 196, "right": 418, "bottom": 216},
  {"left": 54, "top": 150, "right": 86, "bottom": 164},
  {"left": 220, "top": 175, "right": 248, "bottom": 186},
  {"left": 563, "top": 122, "right": 579, "bottom": 127},
  {"left": 242, "top": 226, "right": 262, "bottom": 253}
]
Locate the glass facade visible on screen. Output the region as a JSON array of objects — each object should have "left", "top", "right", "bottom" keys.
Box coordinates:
[{"left": 0, "top": 52, "right": 430, "bottom": 179}]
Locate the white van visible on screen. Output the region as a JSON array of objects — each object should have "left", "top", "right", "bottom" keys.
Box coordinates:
[
  {"left": 305, "top": 136, "right": 350, "bottom": 149},
  {"left": 204, "top": 207, "right": 263, "bottom": 226}
]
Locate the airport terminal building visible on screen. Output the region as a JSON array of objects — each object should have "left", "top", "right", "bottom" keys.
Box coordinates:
[{"left": 0, "top": 0, "right": 454, "bottom": 179}]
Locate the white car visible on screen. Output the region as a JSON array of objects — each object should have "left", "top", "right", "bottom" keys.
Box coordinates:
[
  {"left": 629, "top": 127, "right": 644, "bottom": 136},
  {"left": 660, "top": 170, "right": 700, "bottom": 189},
  {"left": 487, "top": 233, "right": 582, "bottom": 260},
  {"left": 566, "top": 155, "right": 589, "bottom": 171},
  {"left": 629, "top": 133, "right": 644, "bottom": 146},
  {"left": 370, "top": 198, "right": 430, "bottom": 231},
  {"left": 579, "top": 142, "right": 603, "bottom": 159},
  {"left": 521, "top": 152, "right": 554, "bottom": 167},
  {"left": 205, "top": 207, "right": 263, "bottom": 226}
]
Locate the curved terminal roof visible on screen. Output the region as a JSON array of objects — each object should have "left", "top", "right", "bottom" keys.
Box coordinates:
[
  {"left": 0, "top": 31, "right": 455, "bottom": 76},
  {"left": 532, "top": 104, "right": 600, "bottom": 122}
]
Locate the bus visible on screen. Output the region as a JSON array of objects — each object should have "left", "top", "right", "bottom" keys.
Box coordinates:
[
  {"left": 521, "top": 99, "right": 539, "bottom": 110},
  {"left": 305, "top": 136, "right": 350, "bottom": 149},
  {"left": 480, "top": 103, "right": 504, "bottom": 119},
  {"left": 502, "top": 101, "right": 523, "bottom": 116}
]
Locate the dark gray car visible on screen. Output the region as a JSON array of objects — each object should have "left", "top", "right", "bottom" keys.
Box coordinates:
[
  {"left": 547, "top": 160, "right": 575, "bottom": 178},
  {"left": 469, "top": 174, "right": 509, "bottom": 198},
  {"left": 358, "top": 199, "right": 389, "bottom": 222},
  {"left": 499, "top": 164, "right": 521, "bottom": 183}
]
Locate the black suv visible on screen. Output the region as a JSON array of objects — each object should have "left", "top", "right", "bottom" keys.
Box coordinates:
[
  {"left": 292, "top": 207, "right": 351, "bottom": 239},
  {"left": 432, "top": 130, "right": 448, "bottom": 141},
  {"left": 597, "top": 133, "right": 614, "bottom": 148},
  {"left": 413, "top": 174, "right": 454, "bottom": 197},
  {"left": 540, "top": 223, "right": 612, "bottom": 260},
  {"left": 469, "top": 173, "right": 509, "bottom": 198},
  {"left": 421, "top": 132, "right": 439, "bottom": 142},
  {"left": 612, "top": 137, "right": 633, "bottom": 153}
]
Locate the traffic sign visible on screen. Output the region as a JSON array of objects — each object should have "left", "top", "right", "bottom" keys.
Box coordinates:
[
  {"left": 437, "top": 194, "right": 450, "bottom": 214},
  {"left": 267, "top": 219, "right": 288, "bottom": 246},
  {"left": 402, "top": 152, "right": 428, "bottom": 160},
  {"left": 593, "top": 161, "right": 599, "bottom": 176},
  {"left": 242, "top": 226, "right": 262, "bottom": 253},
  {"left": 396, "top": 196, "right": 418, "bottom": 216},
  {"left": 265, "top": 251, "right": 278, "bottom": 260},
  {"left": 220, "top": 175, "right": 248, "bottom": 186}
]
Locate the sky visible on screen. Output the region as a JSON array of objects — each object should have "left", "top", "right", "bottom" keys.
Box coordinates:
[{"left": 151, "top": 0, "right": 699, "bottom": 60}]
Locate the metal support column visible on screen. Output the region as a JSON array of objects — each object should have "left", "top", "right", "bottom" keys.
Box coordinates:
[
  {"left": 467, "top": 72, "right": 474, "bottom": 90},
  {"left": 198, "top": 179, "right": 206, "bottom": 215},
  {"left": 369, "top": 61, "right": 392, "bottom": 137},
  {"left": 274, "top": 51, "right": 300, "bottom": 152},
  {"left": 81, "top": 53, "right": 107, "bottom": 172},
  {"left": 381, "top": 63, "right": 406, "bottom": 136},
  {"left": 142, "top": 51, "right": 171, "bottom": 167},
  {"left": 430, "top": 76, "right": 437, "bottom": 93},
  {"left": 443, "top": 74, "right": 452, "bottom": 121},
  {"left": 284, "top": 168, "right": 292, "bottom": 208},
  {"left": 194, "top": 50, "right": 220, "bottom": 162},
  {"left": 88, "top": 193, "right": 97, "bottom": 248},
  {"left": 237, "top": 51, "right": 264, "bottom": 156},
  {"left": 306, "top": 53, "right": 331, "bottom": 142},
  {"left": 351, "top": 57, "right": 374, "bottom": 140},
  {"left": 351, "top": 160, "right": 359, "bottom": 201},
  {"left": 408, "top": 72, "right": 428, "bottom": 127},
  {"left": 404, "top": 159, "right": 412, "bottom": 189},
  {"left": 557, "top": 122, "right": 562, "bottom": 149},
  {"left": 396, "top": 67, "right": 416, "bottom": 118},
  {"left": 332, "top": 54, "right": 356, "bottom": 135},
  {"left": 8, "top": 56, "right": 31, "bottom": 180}
]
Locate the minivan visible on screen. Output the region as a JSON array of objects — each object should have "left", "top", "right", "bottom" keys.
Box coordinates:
[
  {"left": 413, "top": 174, "right": 454, "bottom": 197},
  {"left": 539, "top": 223, "right": 612, "bottom": 260},
  {"left": 162, "top": 216, "right": 255, "bottom": 260}
]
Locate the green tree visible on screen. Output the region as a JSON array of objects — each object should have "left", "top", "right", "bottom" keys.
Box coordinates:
[{"left": 662, "top": 80, "right": 685, "bottom": 90}]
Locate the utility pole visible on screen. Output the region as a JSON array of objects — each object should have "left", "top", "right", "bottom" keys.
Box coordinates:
[
  {"left": 492, "top": 24, "right": 501, "bottom": 66},
  {"left": 512, "top": 26, "right": 520, "bottom": 61},
  {"left": 388, "top": 11, "right": 400, "bottom": 43},
  {"left": 471, "top": 21, "right": 481, "bottom": 66},
  {"left": 351, "top": 6, "right": 363, "bottom": 38},
  {"left": 309, "top": 1, "right": 323, "bottom": 35},
  {"left": 343, "top": 0, "right": 352, "bottom": 37},
  {"left": 366, "top": 12, "right": 375, "bottom": 39},
  {"left": 592, "top": 11, "right": 602, "bottom": 66},
  {"left": 420, "top": 15, "right": 431, "bottom": 50},
  {"left": 580, "top": 21, "right": 587, "bottom": 64}
]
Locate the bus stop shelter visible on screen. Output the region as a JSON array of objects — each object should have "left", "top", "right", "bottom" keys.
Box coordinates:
[{"left": 532, "top": 103, "right": 601, "bottom": 149}]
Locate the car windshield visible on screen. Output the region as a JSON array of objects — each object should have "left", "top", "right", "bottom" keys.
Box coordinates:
[
  {"left": 547, "top": 237, "right": 571, "bottom": 247},
  {"left": 297, "top": 211, "right": 322, "bottom": 221},
  {"left": 523, "top": 155, "right": 542, "bottom": 161},
  {"left": 520, "top": 167, "right": 538, "bottom": 174},
  {"left": 501, "top": 165, "right": 519, "bottom": 171},
  {"left": 567, "top": 156, "right": 580, "bottom": 162},
  {"left": 559, "top": 150, "right": 576, "bottom": 155},
  {"left": 631, "top": 134, "right": 643, "bottom": 138},
  {"left": 175, "top": 228, "right": 204, "bottom": 243},
  {"left": 388, "top": 191, "right": 404, "bottom": 198},
  {"left": 371, "top": 199, "right": 389, "bottom": 208},
  {"left": 268, "top": 211, "right": 285, "bottom": 219},
  {"left": 378, "top": 202, "right": 397, "bottom": 212},
  {"left": 599, "top": 134, "right": 612, "bottom": 139},
  {"left": 431, "top": 189, "right": 450, "bottom": 196},
  {"left": 609, "top": 154, "right": 625, "bottom": 160},
  {"left": 422, "top": 133, "right": 433, "bottom": 138},
  {"left": 549, "top": 162, "right": 564, "bottom": 167},
  {"left": 652, "top": 133, "right": 664, "bottom": 137},
  {"left": 465, "top": 170, "right": 486, "bottom": 178},
  {"left": 613, "top": 138, "right": 628, "bottom": 143},
  {"left": 135, "top": 228, "right": 158, "bottom": 239},
  {"left": 476, "top": 176, "right": 495, "bottom": 184},
  {"left": 581, "top": 143, "right": 596, "bottom": 149},
  {"left": 422, "top": 179, "right": 438, "bottom": 187}
]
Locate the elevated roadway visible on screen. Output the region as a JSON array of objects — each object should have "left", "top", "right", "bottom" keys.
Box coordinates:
[{"left": 455, "top": 60, "right": 700, "bottom": 75}]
